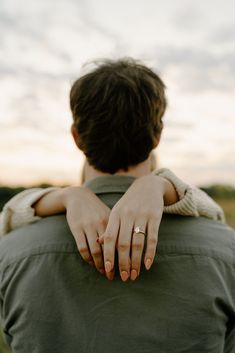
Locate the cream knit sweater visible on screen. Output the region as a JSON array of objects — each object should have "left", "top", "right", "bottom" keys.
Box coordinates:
[{"left": 0, "top": 169, "right": 225, "bottom": 237}]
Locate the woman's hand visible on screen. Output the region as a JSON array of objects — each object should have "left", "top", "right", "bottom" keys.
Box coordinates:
[
  {"left": 34, "top": 186, "right": 110, "bottom": 274},
  {"left": 99, "top": 175, "right": 178, "bottom": 281},
  {"left": 64, "top": 187, "right": 110, "bottom": 273},
  {"left": 34, "top": 175, "right": 178, "bottom": 281}
]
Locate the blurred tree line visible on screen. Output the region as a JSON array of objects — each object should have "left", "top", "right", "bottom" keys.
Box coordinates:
[
  {"left": 201, "top": 185, "right": 235, "bottom": 199},
  {"left": 0, "top": 185, "right": 53, "bottom": 211},
  {"left": 0, "top": 184, "right": 235, "bottom": 211}
]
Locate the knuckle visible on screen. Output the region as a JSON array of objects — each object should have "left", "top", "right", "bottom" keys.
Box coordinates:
[
  {"left": 69, "top": 220, "right": 82, "bottom": 231},
  {"left": 91, "top": 249, "right": 102, "bottom": 258},
  {"left": 78, "top": 247, "right": 89, "bottom": 256},
  {"left": 99, "top": 217, "right": 108, "bottom": 227},
  {"left": 80, "top": 221, "right": 93, "bottom": 229},
  {"left": 118, "top": 242, "right": 129, "bottom": 251},
  {"left": 139, "top": 211, "right": 148, "bottom": 218},
  {"left": 145, "top": 252, "right": 154, "bottom": 261},
  {"left": 120, "top": 207, "right": 133, "bottom": 218},
  {"left": 150, "top": 213, "right": 160, "bottom": 221},
  {"left": 132, "top": 242, "right": 143, "bottom": 251},
  {"left": 104, "top": 232, "right": 113, "bottom": 242},
  {"left": 148, "top": 237, "right": 157, "bottom": 247},
  {"left": 131, "top": 263, "right": 140, "bottom": 271},
  {"left": 126, "top": 209, "right": 135, "bottom": 218}
]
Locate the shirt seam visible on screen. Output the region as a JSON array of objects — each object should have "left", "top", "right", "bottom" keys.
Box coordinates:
[{"left": 1, "top": 250, "right": 234, "bottom": 279}]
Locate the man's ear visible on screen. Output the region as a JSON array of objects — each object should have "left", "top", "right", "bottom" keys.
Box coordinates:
[
  {"left": 71, "top": 124, "right": 82, "bottom": 149},
  {"left": 153, "top": 134, "right": 161, "bottom": 148}
]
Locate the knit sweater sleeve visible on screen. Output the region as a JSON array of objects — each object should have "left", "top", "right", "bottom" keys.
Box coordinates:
[
  {"left": 0, "top": 187, "right": 58, "bottom": 237},
  {"left": 154, "top": 168, "right": 225, "bottom": 222},
  {"left": 0, "top": 170, "right": 225, "bottom": 238}
]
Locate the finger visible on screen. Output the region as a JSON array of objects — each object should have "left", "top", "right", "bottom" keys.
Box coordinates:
[
  {"left": 118, "top": 218, "right": 134, "bottom": 281},
  {"left": 131, "top": 221, "right": 147, "bottom": 280},
  {"left": 97, "top": 234, "right": 104, "bottom": 244},
  {"left": 73, "top": 230, "right": 94, "bottom": 264},
  {"left": 105, "top": 267, "right": 115, "bottom": 281},
  {"left": 97, "top": 228, "right": 106, "bottom": 275},
  {"left": 144, "top": 218, "right": 160, "bottom": 270},
  {"left": 84, "top": 226, "right": 104, "bottom": 274},
  {"left": 96, "top": 219, "right": 107, "bottom": 245},
  {"left": 103, "top": 211, "right": 120, "bottom": 275}
]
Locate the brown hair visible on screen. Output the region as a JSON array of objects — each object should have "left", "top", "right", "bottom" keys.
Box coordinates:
[{"left": 70, "top": 58, "right": 166, "bottom": 174}]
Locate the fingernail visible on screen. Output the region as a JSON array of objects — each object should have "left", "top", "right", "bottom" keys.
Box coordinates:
[
  {"left": 110, "top": 272, "right": 115, "bottom": 281},
  {"left": 106, "top": 272, "right": 114, "bottom": 281},
  {"left": 145, "top": 259, "right": 152, "bottom": 270},
  {"left": 99, "top": 268, "right": 105, "bottom": 275},
  {"left": 105, "top": 261, "right": 112, "bottom": 273},
  {"left": 121, "top": 271, "right": 129, "bottom": 282},
  {"left": 130, "top": 269, "right": 138, "bottom": 281},
  {"left": 96, "top": 238, "right": 100, "bottom": 243}
]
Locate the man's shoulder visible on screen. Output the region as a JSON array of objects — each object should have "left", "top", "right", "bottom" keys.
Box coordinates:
[
  {"left": 159, "top": 215, "right": 235, "bottom": 265},
  {"left": 0, "top": 215, "right": 76, "bottom": 268},
  {"left": 0, "top": 214, "right": 234, "bottom": 268}
]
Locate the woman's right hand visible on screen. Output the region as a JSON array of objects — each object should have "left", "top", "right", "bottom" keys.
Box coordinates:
[
  {"left": 63, "top": 187, "right": 111, "bottom": 274},
  {"left": 34, "top": 186, "right": 110, "bottom": 275}
]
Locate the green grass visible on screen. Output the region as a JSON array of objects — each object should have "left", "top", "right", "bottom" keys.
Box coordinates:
[{"left": 215, "top": 198, "right": 235, "bottom": 229}]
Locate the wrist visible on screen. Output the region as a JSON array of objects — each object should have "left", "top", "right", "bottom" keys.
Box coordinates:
[
  {"left": 160, "top": 177, "right": 179, "bottom": 206},
  {"left": 33, "top": 188, "right": 66, "bottom": 216},
  {"left": 62, "top": 186, "right": 87, "bottom": 209},
  {"left": 61, "top": 187, "right": 76, "bottom": 209}
]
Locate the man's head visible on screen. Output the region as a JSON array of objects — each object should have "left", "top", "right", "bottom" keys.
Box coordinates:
[{"left": 70, "top": 58, "right": 167, "bottom": 174}]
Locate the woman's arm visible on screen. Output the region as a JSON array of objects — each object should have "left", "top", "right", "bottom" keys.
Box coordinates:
[
  {"left": 154, "top": 168, "right": 225, "bottom": 222},
  {"left": 0, "top": 176, "right": 178, "bottom": 238},
  {"left": 0, "top": 180, "right": 177, "bottom": 279},
  {"left": 1, "top": 170, "right": 223, "bottom": 238},
  {"left": 98, "top": 171, "right": 225, "bottom": 281},
  {"left": 0, "top": 170, "right": 225, "bottom": 281},
  {"left": 0, "top": 187, "right": 57, "bottom": 237}
]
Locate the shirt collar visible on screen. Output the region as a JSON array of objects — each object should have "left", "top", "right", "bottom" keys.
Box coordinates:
[{"left": 84, "top": 175, "right": 136, "bottom": 194}]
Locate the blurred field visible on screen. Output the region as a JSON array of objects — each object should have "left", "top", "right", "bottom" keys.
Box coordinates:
[{"left": 214, "top": 198, "right": 235, "bottom": 229}]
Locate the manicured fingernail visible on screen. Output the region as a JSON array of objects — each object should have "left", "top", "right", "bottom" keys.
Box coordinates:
[
  {"left": 99, "top": 268, "right": 105, "bottom": 274},
  {"left": 121, "top": 271, "right": 129, "bottom": 282},
  {"left": 110, "top": 272, "right": 115, "bottom": 281},
  {"left": 106, "top": 271, "right": 114, "bottom": 281},
  {"left": 105, "top": 261, "right": 112, "bottom": 273},
  {"left": 130, "top": 269, "right": 138, "bottom": 281},
  {"left": 145, "top": 259, "right": 152, "bottom": 270}
]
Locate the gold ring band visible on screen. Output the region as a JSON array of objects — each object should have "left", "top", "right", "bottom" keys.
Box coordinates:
[{"left": 134, "top": 226, "right": 146, "bottom": 236}]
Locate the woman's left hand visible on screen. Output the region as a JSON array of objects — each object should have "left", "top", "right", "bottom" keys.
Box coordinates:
[{"left": 99, "top": 174, "right": 178, "bottom": 281}]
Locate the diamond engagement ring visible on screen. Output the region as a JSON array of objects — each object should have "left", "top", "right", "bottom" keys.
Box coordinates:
[{"left": 134, "top": 226, "right": 146, "bottom": 236}]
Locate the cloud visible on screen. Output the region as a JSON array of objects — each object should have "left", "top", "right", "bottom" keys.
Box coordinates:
[
  {"left": 0, "top": 0, "right": 234, "bottom": 186},
  {"left": 172, "top": 4, "right": 203, "bottom": 30},
  {"left": 209, "top": 25, "right": 235, "bottom": 45},
  {"left": 149, "top": 46, "right": 235, "bottom": 93}
]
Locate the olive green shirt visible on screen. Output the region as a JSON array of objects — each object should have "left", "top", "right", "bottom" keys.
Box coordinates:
[{"left": 0, "top": 176, "right": 235, "bottom": 353}]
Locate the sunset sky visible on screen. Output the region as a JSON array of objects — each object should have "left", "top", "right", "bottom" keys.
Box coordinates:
[{"left": 0, "top": 0, "right": 234, "bottom": 187}]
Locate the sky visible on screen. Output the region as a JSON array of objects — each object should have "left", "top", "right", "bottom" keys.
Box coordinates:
[{"left": 0, "top": 0, "right": 235, "bottom": 187}]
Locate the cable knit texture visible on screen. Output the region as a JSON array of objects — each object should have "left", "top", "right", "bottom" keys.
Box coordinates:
[
  {"left": 154, "top": 169, "right": 225, "bottom": 222},
  {"left": 0, "top": 169, "right": 225, "bottom": 238},
  {"left": 0, "top": 187, "right": 57, "bottom": 237}
]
